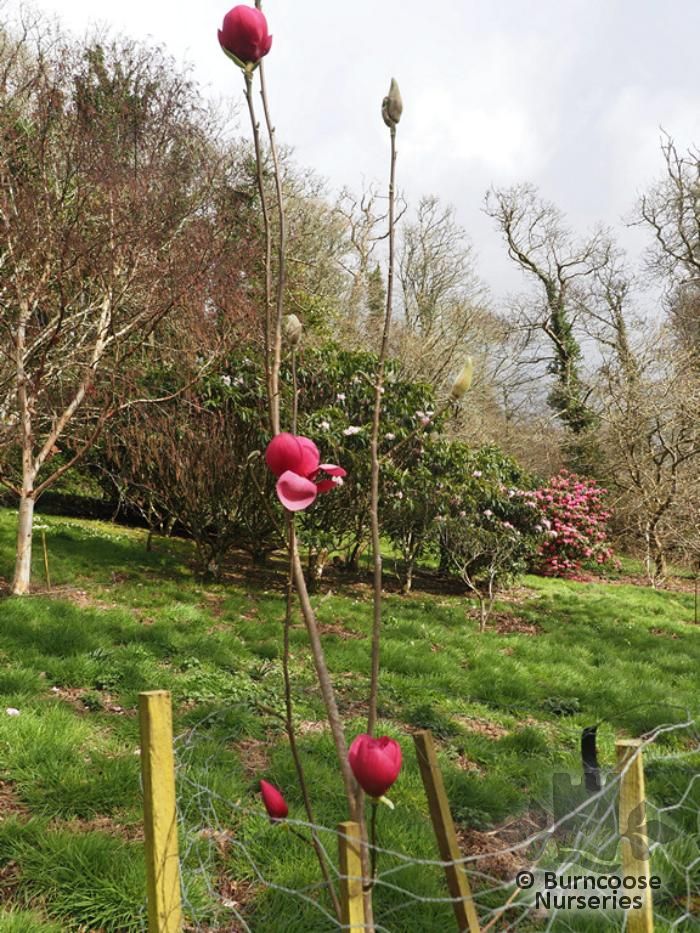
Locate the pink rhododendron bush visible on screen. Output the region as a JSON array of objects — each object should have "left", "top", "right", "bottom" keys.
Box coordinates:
[{"left": 533, "top": 470, "right": 615, "bottom": 577}]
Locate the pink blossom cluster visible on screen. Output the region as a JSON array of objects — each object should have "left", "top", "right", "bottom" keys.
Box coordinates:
[{"left": 533, "top": 471, "right": 614, "bottom": 577}]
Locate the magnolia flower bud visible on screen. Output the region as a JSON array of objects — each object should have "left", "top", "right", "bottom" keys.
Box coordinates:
[
  {"left": 450, "top": 357, "right": 474, "bottom": 400},
  {"left": 218, "top": 6, "right": 272, "bottom": 68},
  {"left": 282, "top": 313, "right": 303, "bottom": 347},
  {"left": 382, "top": 78, "right": 403, "bottom": 128}
]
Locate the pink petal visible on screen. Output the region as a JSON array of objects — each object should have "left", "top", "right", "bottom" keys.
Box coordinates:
[
  {"left": 297, "top": 436, "right": 321, "bottom": 477},
  {"left": 319, "top": 464, "right": 346, "bottom": 477},
  {"left": 276, "top": 471, "right": 318, "bottom": 511},
  {"left": 315, "top": 479, "right": 336, "bottom": 494},
  {"left": 266, "top": 433, "right": 303, "bottom": 477}
]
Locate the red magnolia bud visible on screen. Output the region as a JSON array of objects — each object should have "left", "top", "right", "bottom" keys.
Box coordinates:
[
  {"left": 348, "top": 734, "right": 402, "bottom": 798},
  {"left": 218, "top": 5, "right": 272, "bottom": 66},
  {"left": 260, "top": 779, "right": 288, "bottom": 820}
]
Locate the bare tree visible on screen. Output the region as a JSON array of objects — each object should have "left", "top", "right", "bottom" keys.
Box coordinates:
[
  {"left": 639, "top": 134, "right": 700, "bottom": 283},
  {"left": 0, "top": 28, "right": 224, "bottom": 593},
  {"left": 485, "top": 184, "right": 612, "bottom": 471},
  {"left": 637, "top": 135, "right": 700, "bottom": 357},
  {"left": 597, "top": 333, "right": 700, "bottom": 585}
]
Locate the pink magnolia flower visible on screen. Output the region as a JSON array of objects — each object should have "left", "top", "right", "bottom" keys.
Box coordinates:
[
  {"left": 265, "top": 433, "right": 346, "bottom": 511},
  {"left": 260, "top": 780, "right": 288, "bottom": 820},
  {"left": 349, "top": 734, "right": 402, "bottom": 798},
  {"left": 218, "top": 5, "right": 272, "bottom": 66}
]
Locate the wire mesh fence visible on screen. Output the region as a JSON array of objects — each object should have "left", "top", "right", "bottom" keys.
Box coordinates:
[{"left": 164, "top": 708, "right": 699, "bottom": 932}]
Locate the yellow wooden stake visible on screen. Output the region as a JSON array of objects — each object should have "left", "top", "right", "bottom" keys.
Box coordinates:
[
  {"left": 413, "top": 730, "right": 481, "bottom": 933},
  {"left": 616, "top": 739, "right": 654, "bottom": 933},
  {"left": 338, "top": 820, "right": 366, "bottom": 930},
  {"left": 139, "top": 691, "right": 183, "bottom": 933}
]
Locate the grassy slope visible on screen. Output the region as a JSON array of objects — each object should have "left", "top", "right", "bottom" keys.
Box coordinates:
[{"left": 0, "top": 508, "right": 698, "bottom": 931}]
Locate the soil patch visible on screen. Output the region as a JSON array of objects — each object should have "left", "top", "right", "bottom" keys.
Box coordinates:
[
  {"left": 0, "top": 780, "right": 29, "bottom": 819},
  {"left": 454, "top": 717, "right": 509, "bottom": 740},
  {"left": 233, "top": 738, "right": 270, "bottom": 777},
  {"left": 458, "top": 810, "right": 548, "bottom": 881}
]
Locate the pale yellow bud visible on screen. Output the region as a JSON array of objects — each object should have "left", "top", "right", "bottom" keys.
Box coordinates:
[
  {"left": 382, "top": 78, "right": 403, "bottom": 128},
  {"left": 283, "top": 313, "right": 303, "bottom": 347},
  {"left": 450, "top": 357, "right": 474, "bottom": 400}
]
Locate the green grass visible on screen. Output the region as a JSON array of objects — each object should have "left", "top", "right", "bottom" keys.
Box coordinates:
[{"left": 0, "top": 507, "right": 698, "bottom": 930}]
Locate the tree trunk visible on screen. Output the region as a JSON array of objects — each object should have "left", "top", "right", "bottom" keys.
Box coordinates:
[
  {"left": 402, "top": 559, "right": 414, "bottom": 594},
  {"left": 643, "top": 522, "right": 654, "bottom": 586},
  {"left": 653, "top": 539, "right": 667, "bottom": 587},
  {"left": 479, "top": 597, "right": 487, "bottom": 633},
  {"left": 12, "top": 493, "right": 35, "bottom": 595},
  {"left": 645, "top": 520, "right": 667, "bottom": 588}
]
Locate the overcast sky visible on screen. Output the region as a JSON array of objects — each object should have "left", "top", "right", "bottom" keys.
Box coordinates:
[{"left": 8, "top": 0, "right": 700, "bottom": 306}]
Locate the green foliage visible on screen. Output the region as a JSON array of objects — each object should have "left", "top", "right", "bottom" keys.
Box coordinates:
[
  {"left": 438, "top": 445, "right": 543, "bottom": 617},
  {"left": 0, "top": 509, "right": 698, "bottom": 930}
]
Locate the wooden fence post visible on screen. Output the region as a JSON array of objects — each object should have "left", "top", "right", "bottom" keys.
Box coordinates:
[
  {"left": 413, "top": 731, "right": 481, "bottom": 932},
  {"left": 616, "top": 739, "right": 654, "bottom": 933},
  {"left": 139, "top": 690, "right": 183, "bottom": 933},
  {"left": 338, "top": 820, "right": 366, "bottom": 931}
]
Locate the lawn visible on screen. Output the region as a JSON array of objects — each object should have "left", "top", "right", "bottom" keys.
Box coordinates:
[{"left": 0, "top": 507, "right": 698, "bottom": 931}]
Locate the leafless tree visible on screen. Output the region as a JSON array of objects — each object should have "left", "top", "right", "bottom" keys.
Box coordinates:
[
  {"left": 637, "top": 135, "right": 700, "bottom": 357},
  {"left": 597, "top": 333, "right": 700, "bottom": 585},
  {"left": 485, "top": 184, "right": 613, "bottom": 470},
  {"left": 639, "top": 134, "right": 700, "bottom": 283},
  {"left": 0, "top": 27, "right": 226, "bottom": 593}
]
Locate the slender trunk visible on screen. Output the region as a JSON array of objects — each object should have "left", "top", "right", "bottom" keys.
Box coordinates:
[
  {"left": 368, "top": 125, "right": 397, "bottom": 737},
  {"left": 258, "top": 62, "right": 286, "bottom": 436},
  {"left": 403, "top": 558, "right": 414, "bottom": 595},
  {"left": 643, "top": 522, "right": 654, "bottom": 586},
  {"left": 283, "top": 518, "right": 341, "bottom": 922},
  {"left": 347, "top": 539, "right": 362, "bottom": 572},
  {"left": 12, "top": 493, "right": 35, "bottom": 595},
  {"left": 652, "top": 534, "right": 667, "bottom": 587},
  {"left": 13, "top": 300, "right": 35, "bottom": 596},
  {"left": 479, "top": 596, "right": 487, "bottom": 633}
]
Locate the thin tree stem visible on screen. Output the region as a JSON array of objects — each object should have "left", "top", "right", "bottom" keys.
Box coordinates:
[
  {"left": 283, "top": 514, "right": 341, "bottom": 921},
  {"left": 368, "top": 127, "right": 397, "bottom": 736},
  {"left": 258, "top": 60, "right": 286, "bottom": 436},
  {"left": 243, "top": 71, "right": 275, "bottom": 434}
]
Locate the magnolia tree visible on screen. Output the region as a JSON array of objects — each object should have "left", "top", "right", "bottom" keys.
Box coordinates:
[
  {"left": 441, "top": 447, "right": 543, "bottom": 629},
  {"left": 291, "top": 345, "right": 446, "bottom": 577},
  {"left": 383, "top": 436, "right": 463, "bottom": 593},
  {"left": 216, "top": 6, "right": 472, "bottom": 925}
]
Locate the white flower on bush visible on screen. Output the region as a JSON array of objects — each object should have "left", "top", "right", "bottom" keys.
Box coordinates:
[
  {"left": 384, "top": 432, "right": 395, "bottom": 441},
  {"left": 336, "top": 393, "right": 346, "bottom": 403},
  {"left": 5, "top": 708, "right": 20, "bottom": 717},
  {"left": 483, "top": 509, "right": 493, "bottom": 518},
  {"left": 319, "top": 420, "right": 331, "bottom": 431},
  {"left": 472, "top": 470, "right": 482, "bottom": 478},
  {"left": 343, "top": 426, "right": 361, "bottom": 436},
  {"left": 220, "top": 374, "right": 232, "bottom": 387}
]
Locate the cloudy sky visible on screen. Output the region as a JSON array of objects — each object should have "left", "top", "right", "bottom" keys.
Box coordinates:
[{"left": 8, "top": 0, "right": 700, "bottom": 304}]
